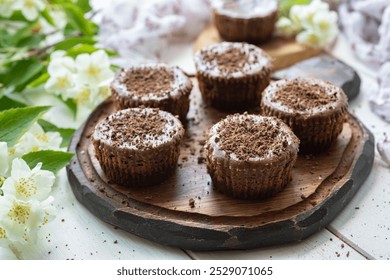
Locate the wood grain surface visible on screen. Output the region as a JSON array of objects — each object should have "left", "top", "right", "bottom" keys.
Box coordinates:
[
  {"left": 194, "top": 24, "right": 323, "bottom": 70},
  {"left": 67, "top": 79, "right": 374, "bottom": 250}
]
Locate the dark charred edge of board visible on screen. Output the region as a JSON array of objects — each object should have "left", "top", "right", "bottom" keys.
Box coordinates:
[
  {"left": 66, "top": 112, "right": 375, "bottom": 251},
  {"left": 342, "top": 71, "right": 361, "bottom": 101}
]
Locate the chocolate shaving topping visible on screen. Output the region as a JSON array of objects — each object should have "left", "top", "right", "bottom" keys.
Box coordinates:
[
  {"left": 196, "top": 42, "right": 271, "bottom": 77},
  {"left": 271, "top": 78, "right": 339, "bottom": 111},
  {"left": 122, "top": 67, "right": 174, "bottom": 98},
  {"left": 202, "top": 47, "right": 249, "bottom": 74},
  {"left": 216, "top": 114, "right": 294, "bottom": 160},
  {"left": 96, "top": 108, "right": 180, "bottom": 150}
]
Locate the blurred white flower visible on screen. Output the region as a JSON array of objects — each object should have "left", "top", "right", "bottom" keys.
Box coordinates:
[
  {"left": 67, "top": 84, "right": 98, "bottom": 107},
  {"left": 296, "top": 30, "right": 323, "bottom": 48},
  {"left": 45, "top": 51, "right": 77, "bottom": 97},
  {"left": 45, "top": 69, "right": 75, "bottom": 97},
  {"left": 10, "top": 123, "right": 62, "bottom": 158},
  {"left": 47, "top": 51, "right": 76, "bottom": 76},
  {"left": 45, "top": 50, "right": 114, "bottom": 117},
  {"left": 0, "top": 0, "right": 15, "bottom": 18},
  {"left": 312, "top": 9, "right": 338, "bottom": 36},
  {"left": 276, "top": 17, "right": 300, "bottom": 37},
  {"left": 1, "top": 158, "right": 55, "bottom": 201},
  {"left": 276, "top": 0, "right": 339, "bottom": 48},
  {"left": 14, "top": 0, "right": 45, "bottom": 21},
  {"left": 75, "top": 50, "right": 114, "bottom": 85},
  {"left": 298, "top": 0, "right": 329, "bottom": 29},
  {"left": 35, "top": 9, "right": 67, "bottom": 45},
  {"left": 0, "top": 194, "right": 55, "bottom": 244},
  {"left": 0, "top": 142, "right": 9, "bottom": 177}
]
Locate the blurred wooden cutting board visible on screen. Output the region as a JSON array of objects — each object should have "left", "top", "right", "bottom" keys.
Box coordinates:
[{"left": 194, "top": 24, "right": 323, "bottom": 70}]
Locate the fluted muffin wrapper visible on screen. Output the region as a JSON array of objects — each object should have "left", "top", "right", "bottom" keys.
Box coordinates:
[
  {"left": 112, "top": 88, "right": 191, "bottom": 121},
  {"left": 197, "top": 69, "right": 271, "bottom": 111},
  {"left": 206, "top": 150, "right": 297, "bottom": 200},
  {"left": 261, "top": 104, "right": 348, "bottom": 154},
  {"left": 93, "top": 137, "right": 182, "bottom": 187},
  {"left": 213, "top": 9, "right": 278, "bottom": 43}
]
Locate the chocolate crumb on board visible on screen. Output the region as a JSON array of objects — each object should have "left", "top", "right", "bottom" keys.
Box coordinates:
[
  {"left": 197, "top": 156, "right": 206, "bottom": 164},
  {"left": 189, "top": 198, "right": 195, "bottom": 208}
]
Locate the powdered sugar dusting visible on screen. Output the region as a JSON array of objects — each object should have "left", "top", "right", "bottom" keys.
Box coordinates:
[
  {"left": 212, "top": 0, "right": 278, "bottom": 18},
  {"left": 194, "top": 42, "right": 272, "bottom": 78},
  {"left": 208, "top": 114, "right": 299, "bottom": 161},
  {"left": 263, "top": 78, "right": 347, "bottom": 115},
  {"left": 93, "top": 108, "right": 183, "bottom": 150},
  {"left": 111, "top": 63, "right": 192, "bottom": 101}
]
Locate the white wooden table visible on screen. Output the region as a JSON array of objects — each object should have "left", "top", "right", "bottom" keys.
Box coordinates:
[{"left": 6, "top": 35, "right": 390, "bottom": 260}]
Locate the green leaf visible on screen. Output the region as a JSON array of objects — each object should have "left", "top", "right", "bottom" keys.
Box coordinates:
[
  {"left": 62, "top": 97, "right": 77, "bottom": 117},
  {"left": 22, "top": 150, "right": 74, "bottom": 173},
  {"left": 66, "top": 44, "right": 117, "bottom": 58},
  {"left": 279, "top": 0, "right": 312, "bottom": 17},
  {"left": 65, "top": 43, "right": 98, "bottom": 57},
  {"left": 26, "top": 72, "right": 49, "bottom": 88},
  {"left": 0, "top": 106, "right": 50, "bottom": 146},
  {"left": 41, "top": 8, "right": 55, "bottom": 26},
  {"left": 0, "top": 58, "right": 44, "bottom": 92},
  {"left": 38, "top": 119, "right": 75, "bottom": 147},
  {"left": 9, "top": 25, "right": 32, "bottom": 46},
  {"left": 54, "top": 36, "right": 96, "bottom": 51},
  {"left": 16, "top": 33, "right": 45, "bottom": 48},
  {"left": 0, "top": 96, "right": 26, "bottom": 111},
  {"left": 61, "top": 3, "right": 96, "bottom": 36},
  {"left": 0, "top": 29, "right": 12, "bottom": 48},
  {"left": 76, "top": 0, "right": 93, "bottom": 13}
]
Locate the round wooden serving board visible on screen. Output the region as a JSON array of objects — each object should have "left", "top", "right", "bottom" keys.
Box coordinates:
[
  {"left": 67, "top": 80, "right": 374, "bottom": 251},
  {"left": 194, "top": 24, "right": 323, "bottom": 71}
]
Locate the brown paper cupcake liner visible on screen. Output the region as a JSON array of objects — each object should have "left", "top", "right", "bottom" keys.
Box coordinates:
[
  {"left": 261, "top": 104, "right": 348, "bottom": 153},
  {"left": 213, "top": 10, "right": 278, "bottom": 43},
  {"left": 113, "top": 89, "right": 191, "bottom": 121},
  {"left": 197, "top": 70, "right": 271, "bottom": 110},
  {"left": 94, "top": 140, "right": 181, "bottom": 187},
  {"left": 111, "top": 64, "right": 193, "bottom": 121},
  {"left": 207, "top": 155, "right": 296, "bottom": 199}
]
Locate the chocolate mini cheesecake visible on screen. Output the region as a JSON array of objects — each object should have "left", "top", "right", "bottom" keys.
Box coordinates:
[
  {"left": 261, "top": 77, "right": 348, "bottom": 153},
  {"left": 111, "top": 64, "right": 193, "bottom": 121},
  {"left": 205, "top": 113, "right": 299, "bottom": 199},
  {"left": 211, "top": 0, "right": 278, "bottom": 43},
  {"left": 92, "top": 108, "right": 184, "bottom": 187},
  {"left": 194, "top": 42, "right": 273, "bottom": 110}
]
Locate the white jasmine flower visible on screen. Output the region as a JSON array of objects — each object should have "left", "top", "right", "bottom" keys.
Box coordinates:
[
  {"left": 312, "top": 10, "right": 338, "bottom": 39},
  {"left": 75, "top": 50, "right": 114, "bottom": 85},
  {"left": 296, "top": 30, "right": 323, "bottom": 48},
  {"left": 0, "top": 142, "right": 9, "bottom": 177},
  {"left": 0, "top": 0, "right": 15, "bottom": 18},
  {"left": 1, "top": 158, "right": 55, "bottom": 201},
  {"left": 48, "top": 51, "right": 76, "bottom": 74},
  {"left": 35, "top": 10, "right": 67, "bottom": 45},
  {"left": 0, "top": 195, "right": 55, "bottom": 244},
  {"left": 14, "top": 0, "right": 45, "bottom": 21},
  {"left": 45, "top": 50, "right": 114, "bottom": 120},
  {"left": 98, "top": 84, "right": 112, "bottom": 100},
  {"left": 0, "top": 225, "right": 10, "bottom": 246},
  {"left": 45, "top": 52, "right": 76, "bottom": 96},
  {"left": 10, "top": 123, "right": 62, "bottom": 157},
  {"left": 67, "top": 84, "right": 98, "bottom": 107},
  {"left": 276, "top": 17, "right": 301, "bottom": 37},
  {"left": 281, "top": 0, "right": 338, "bottom": 48},
  {"left": 45, "top": 69, "right": 75, "bottom": 96}
]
